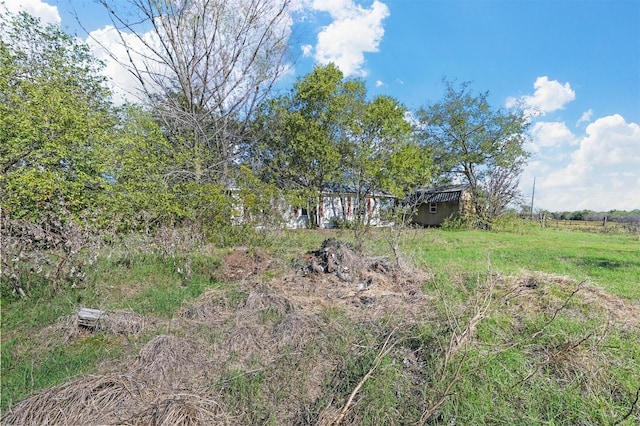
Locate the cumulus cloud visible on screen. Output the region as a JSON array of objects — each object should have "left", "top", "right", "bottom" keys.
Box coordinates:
[
  {"left": 86, "top": 26, "right": 162, "bottom": 105},
  {"left": 87, "top": 0, "right": 299, "bottom": 105},
  {"left": 528, "top": 114, "right": 640, "bottom": 211},
  {"left": 375, "top": 80, "right": 384, "bottom": 87},
  {"left": 507, "top": 76, "right": 575, "bottom": 117},
  {"left": 311, "top": 0, "right": 389, "bottom": 77},
  {"left": 525, "top": 121, "right": 579, "bottom": 161},
  {"left": 530, "top": 121, "right": 579, "bottom": 149},
  {"left": 5, "top": 0, "right": 60, "bottom": 24},
  {"left": 301, "top": 44, "right": 313, "bottom": 56},
  {"left": 574, "top": 114, "right": 640, "bottom": 166}
]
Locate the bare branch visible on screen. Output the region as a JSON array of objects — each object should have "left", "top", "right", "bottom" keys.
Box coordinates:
[
  {"left": 94, "top": 0, "right": 295, "bottom": 182},
  {"left": 332, "top": 328, "right": 401, "bottom": 425}
]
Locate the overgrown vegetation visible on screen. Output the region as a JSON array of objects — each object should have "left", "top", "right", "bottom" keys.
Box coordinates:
[{"left": 2, "top": 228, "right": 639, "bottom": 424}]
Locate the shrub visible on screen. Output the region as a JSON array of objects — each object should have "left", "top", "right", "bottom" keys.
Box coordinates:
[
  {"left": 491, "top": 211, "right": 535, "bottom": 233},
  {"left": 1, "top": 209, "right": 100, "bottom": 298},
  {"left": 441, "top": 215, "right": 469, "bottom": 231}
]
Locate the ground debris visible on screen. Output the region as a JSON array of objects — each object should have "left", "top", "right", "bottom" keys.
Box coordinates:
[{"left": 305, "top": 238, "right": 396, "bottom": 286}]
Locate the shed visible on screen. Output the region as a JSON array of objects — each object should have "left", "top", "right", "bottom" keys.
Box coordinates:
[{"left": 409, "top": 185, "right": 471, "bottom": 226}]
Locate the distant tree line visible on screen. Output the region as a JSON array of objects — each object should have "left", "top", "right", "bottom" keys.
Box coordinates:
[{"left": 548, "top": 210, "right": 640, "bottom": 223}]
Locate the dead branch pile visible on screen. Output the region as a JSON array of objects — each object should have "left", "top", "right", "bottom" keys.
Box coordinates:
[{"left": 306, "top": 238, "right": 395, "bottom": 287}]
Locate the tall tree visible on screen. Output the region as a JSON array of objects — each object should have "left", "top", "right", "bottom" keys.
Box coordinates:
[
  {"left": 1, "top": 9, "right": 114, "bottom": 295},
  {"left": 344, "top": 95, "right": 432, "bottom": 246},
  {"left": 0, "top": 9, "right": 113, "bottom": 221},
  {"left": 252, "top": 64, "right": 359, "bottom": 225},
  {"left": 253, "top": 63, "right": 432, "bottom": 240},
  {"left": 104, "top": 106, "right": 178, "bottom": 231},
  {"left": 416, "top": 80, "right": 530, "bottom": 226},
  {"left": 96, "top": 0, "right": 295, "bottom": 184}
]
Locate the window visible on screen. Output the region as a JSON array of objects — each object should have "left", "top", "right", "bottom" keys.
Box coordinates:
[
  {"left": 294, "top": 206, "right": 308, "bottom": 217},
  {"left": 429, "top": 202, "right": 437, "bottom": 213}
]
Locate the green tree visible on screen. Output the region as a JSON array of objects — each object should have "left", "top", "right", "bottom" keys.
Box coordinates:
[
  {"left": 0, "top": 10, "right": 113, "bottom": 221},
  {"left": 0, "top": 9, "right": 114, "bottom": 295},
  {"left": 103, "top": 106, "right": 180, "bottom": 232},
  {"left": 252, "top": 64, "right": 359, "bottom": 226},
  {"left": 104, "top": 105, "right": 241, "bottom": 242},
  {"left": 416, "top": 80, "right": 530, "bottom": 227},
  {"left": 343, "top": 94, "right": 432, "bottom": 247},
  {"left": 253, "top": 63, "right": 432, "bottom": 246},
  {"left": 97, "top": 0, "right": 295, "bottom": 184}
]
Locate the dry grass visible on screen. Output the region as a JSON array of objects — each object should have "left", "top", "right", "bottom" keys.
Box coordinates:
[
  {"left": 3, "top": 239, "right": 638, "bottom": 425},
  {"left": 2, "top": 373, "right": 151, "bottom": 425},
  {"left": 2, "top": 334, "right": 225, "bottom": 426},
  {"left": 4, "top": 240, "right": 433, "bottom": 425},
  {"left": 506, "top": 271, "right": 640, "bottom": 331}
]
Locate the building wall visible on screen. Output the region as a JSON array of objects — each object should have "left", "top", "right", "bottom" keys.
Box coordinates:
[
  {"left": 413, "top": 200, "right": 461, "bottom": 226},
  {"left": 283, "top": 194, "right": 393, "bottom": 229}
]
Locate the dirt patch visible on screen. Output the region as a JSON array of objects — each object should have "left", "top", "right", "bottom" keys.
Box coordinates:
[{"left": 220, "top": 247, "right": 276, "bottom": 281}]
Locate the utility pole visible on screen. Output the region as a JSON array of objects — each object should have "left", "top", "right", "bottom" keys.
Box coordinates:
[{"left": 530, "top": 177, "right": 536, "bottom": 220}]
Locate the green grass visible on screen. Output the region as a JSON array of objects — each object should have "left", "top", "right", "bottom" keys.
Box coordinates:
[
  {"left": 1, "top": 226, "right": 639, "bottom": 423},
  {"left": 0, "top": 250, "right": 223, "bottom": 413},
  {"left": 1, "top": 334, "right": 122, "bottom": 410},
  {"left": 395, "top": 227, "right": 640, "bottom": 299}
]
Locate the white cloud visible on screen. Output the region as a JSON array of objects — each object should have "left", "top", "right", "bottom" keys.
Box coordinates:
[
  {"left": 525, "top": 114, "right": 640, "bottom": 211},
  {"left": 577, "top": 108, "right": 593, "bottom": 125},
  {"left": 86, "top": 25, "right": 166, "bottom": 105},
  {"left": 5, "top": 0, "right": 60, "bottom": 24},
  {"left": 530, "top": 121, "right": 578, "bottom": 148},
  {"left": 375, "top": 79, "right": 384, "bottom": 87},
  {"left": 507, "top": 76, "right": 575, "bottom": 117},
  {"left": 87, "top": 0, "right": 300, "bottom": 105},
  {"left": 311, "top": 0, "right": 389, "bottom": 77},
  {"left": 574, "top": 114, "right": 640, "bottom": 166}
]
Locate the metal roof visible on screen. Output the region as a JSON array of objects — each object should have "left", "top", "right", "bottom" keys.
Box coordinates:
[
  {"left": 410, "top": 185, "right": 469, "bottom": 204},
  {"left": 421, "top": 190, "right": 462, "bottom": 203}
]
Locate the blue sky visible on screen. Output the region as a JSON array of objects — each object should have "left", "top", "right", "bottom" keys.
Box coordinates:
[{"left": 8, "top": 0, "right": 640, "bottom": 212}]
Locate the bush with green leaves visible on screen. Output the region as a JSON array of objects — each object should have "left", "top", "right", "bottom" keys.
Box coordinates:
[{"left": 0, "top": 9, "right": 113, "bottom": 296}]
